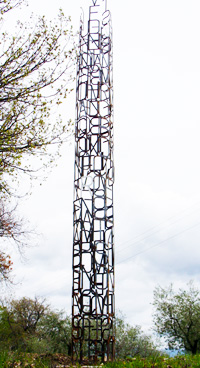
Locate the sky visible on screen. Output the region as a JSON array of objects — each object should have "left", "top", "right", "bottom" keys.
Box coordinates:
[{"left": 3, "top": 0, "right": 200, "bottom": 341}]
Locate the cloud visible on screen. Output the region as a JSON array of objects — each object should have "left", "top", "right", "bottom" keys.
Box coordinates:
[{"left": 3, "top": 0, "right": 200, "bottom": 341}]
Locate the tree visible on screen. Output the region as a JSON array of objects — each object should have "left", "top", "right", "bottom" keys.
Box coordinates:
[
  {"left": 0, "top": 297, "right": 72, "bottom": 353},
  {"left": 0, "top": 297, "right": 47, "bottom": 350},
  {"left": 0, "top": 0, "right": 75, "bottom": 196},
  {"left": 115, "top": 311, "right": 159, "bottom": 359},
  {"left": 8, "top": 297, "right": 46, "bottom": 334},
  {"left": 38, "top": 311, "right": 72, "bottom": 354},
  {"left": 152, "top": 281, "right": 200, "bottom": 355},
  {"left": 0, "top": 0, "right": 75, "bottom": 280}
]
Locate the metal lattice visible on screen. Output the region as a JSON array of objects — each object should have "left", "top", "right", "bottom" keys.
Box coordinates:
[{"left": 72, "top": 0, "right": 115, "bottom": 363}]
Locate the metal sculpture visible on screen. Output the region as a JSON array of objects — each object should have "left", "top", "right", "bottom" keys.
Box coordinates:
[{"left": 72, "top": 0, "right": 115, "bottom": 363}]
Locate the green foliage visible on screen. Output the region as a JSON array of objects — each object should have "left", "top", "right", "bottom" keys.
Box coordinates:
[
  {"left": 2, "top": 353, "right": 200, "bottom": 368},
  {"left": 0, "top": 298, "right": 159, "bottom": 360},
  {"left": 37, "top": 311, "right": 72, "bottom": 354},
  {"left": 0, "top": 351, "right": 56, "bottom": 368},
  {"left": 153, "top": 281, "right": 200, "bottom": 355},
  {"left": 0, "top": 297, "right": 72, "bottom": 354},
  {"left": 115, "top": 311, "right": 159, "bottom": 359},
  {"left": 0, "top": 0, "right": 75, "bottom": 196},
  {"left": 0, "top": 306, "right": 13, "bottom": 349},
  {"left": 105, "top": 354, "right": 200, "bottom": 368},
  {"left": 0, "top": 297, "right": 46, "bottom": 351},
  {"left": 0, "top": 0, "right": 75, "bottom": 281},
  {"left": 0, "top": 351, "right": 10, "bottom": 368},
  {"left": 0, "top": 0, "right": 23, "bottom": 16}
]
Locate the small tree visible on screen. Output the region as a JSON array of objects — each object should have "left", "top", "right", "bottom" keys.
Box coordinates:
[
  {"left": 153, "top": 281, "right": 200, "bottom": 355},
  {"left": 9, "top": 297, "right": 46, "bottom": 334},
  {"left": 115, "top": 311, "right": 159, "bottom": 359},
  {"left": 0, "top": 297, "right": 72, "bottom": 353},
  {"left": 0, "top": 297, "right": 47, "bottom": 350}
]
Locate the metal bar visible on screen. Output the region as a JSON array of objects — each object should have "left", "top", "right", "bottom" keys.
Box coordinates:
[{"left": 72, "top": 0, "right": 115, "bottom": 363}]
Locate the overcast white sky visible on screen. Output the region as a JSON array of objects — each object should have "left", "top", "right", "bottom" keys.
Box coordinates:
[{"left": 3, "top": 0, "right": 200, "bottom": 338}]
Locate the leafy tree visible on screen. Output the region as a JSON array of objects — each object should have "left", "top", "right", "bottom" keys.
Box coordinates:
[
  {"left": 0, "top": 0, "right": 75, "bottom": 280},
  {"left": 153, "top": 281, "right": 200, "bottom": 355},
  {"left": 115, "top": 311, "right": 159, "bottom": 359},
  {"left": 38, "top": 311, "right": 72, "bottom": 354},
  {"left": 0, "top": 298, "right": 161, "bottom": 358},
  {"left": 0, "top": 297, "right": 71, "bottom": 353},
  {"left": 0, "top": 297, "right": 47, "bottom": 350},
  {"left": 8, "top": 297, "right": 46, "bottom": 334},
  {"left": 0, "top": 0, "right": 75, "bottom": 197}
]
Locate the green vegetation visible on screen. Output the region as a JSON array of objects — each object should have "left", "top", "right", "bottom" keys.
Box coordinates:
[
  {"left": 106, "top": 355, "right": 200, "bottom": 368},
  {"left": 0, "top": 0, "right": 75, "bottom": 196},
  {"left": 0, "top": 351, "right": 71, "bottom": 367},
  {"left": 0, "top": 0, "right": 75, "bottom": 281},
  {"left": 1, "top": 353, "right": 200, "bottom": 367},
  {"left": 0, "top": 297, "right": 72, "bottom": 354},
  {"left": 2, "top": 286, "right": 200, "bottom": 366},
  {"left": 1, "top": 2, "right": 200, "bottom": 368},
  {"left": 0, "top": 297, "right": 158, "bottom": 359},
  {"left": 115, "top": 311, "right": 159, "bottom": 359},
  {"left": 153, "top": 281, "right": 200, "bottom": 355}
]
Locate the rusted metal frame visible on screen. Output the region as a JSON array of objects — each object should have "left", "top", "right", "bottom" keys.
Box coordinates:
[{"left": 72, "top": 0, "right": 114, "bottom": 363}]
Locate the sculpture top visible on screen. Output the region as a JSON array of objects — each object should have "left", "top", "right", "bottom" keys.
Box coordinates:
[
  {"left": 91, "top": 0, "right": 107, "bottom": 9},
  {"left": 80, "top": 0, "right": 110, "bottom": 31}
]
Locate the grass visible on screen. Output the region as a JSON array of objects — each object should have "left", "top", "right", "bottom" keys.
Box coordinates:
[
  {"left": 1, "top": 352, "right": 200, "bottom": 367},
  {"left": 0, "top": 352, "right": 61, "bottom": 368},
  {"left": 106, "top": 355, "right": 200, "bottom": 368}
]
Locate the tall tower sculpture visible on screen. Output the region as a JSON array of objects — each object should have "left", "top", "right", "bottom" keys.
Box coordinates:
[{"left": 72, "top": 0, "right": 114, "bottom": 362}]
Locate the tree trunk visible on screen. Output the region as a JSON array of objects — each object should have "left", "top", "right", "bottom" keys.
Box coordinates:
[{"left": 191, "top": 340, "right": 198, "bottom": 355}]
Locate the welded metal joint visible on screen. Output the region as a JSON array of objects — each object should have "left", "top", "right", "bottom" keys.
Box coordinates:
[{"left": 72, "top": 0, "right": 115, "bottom": 363}]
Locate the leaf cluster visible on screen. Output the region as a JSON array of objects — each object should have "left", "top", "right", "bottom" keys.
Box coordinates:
[
  {"left": 0, "top": 4, "right": 75, "bottom": 195},
  {"left": 0, "top": 252, "right": 12, "bottom": 281},
  {"left": 0, "top": 0, "right": 23, "bottom": 16},
  {"left": 153, "top": 281, "right": 200, "bottom": 354}
]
